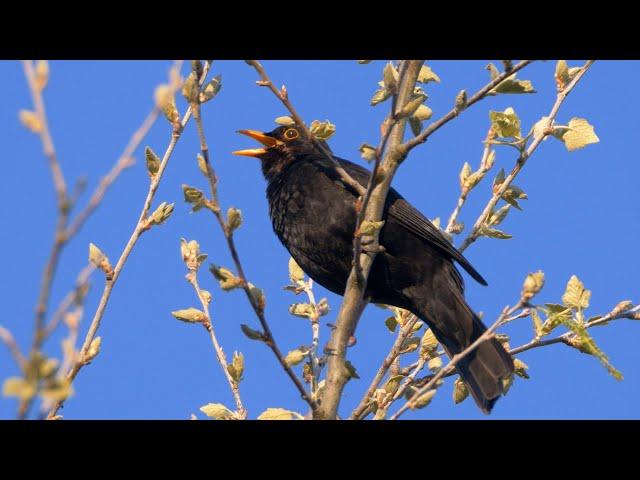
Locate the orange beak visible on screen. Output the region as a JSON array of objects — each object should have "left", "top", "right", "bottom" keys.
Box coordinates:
[{"left": 233, "top": 130, "right": 282, "bottom": 157}]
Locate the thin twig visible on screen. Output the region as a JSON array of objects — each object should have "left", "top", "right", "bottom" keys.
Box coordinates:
[
  {"left": 401, "top": 60, "right": 535, "bottom": 154},
  {"left": 246, "top": 60, "right": 366, "bottom": 197},
  {"left": 191, "top": 69, "right": 317, "bottom": 412},
  {"left": 350, "top": 313, "right": 419, "bottom": 420},
  {"left": 187, "top": 269, "right": 247, "bottom": 418},
  {"left": 46, "top": 60, "right": 199, "bottom": 419},
  {"left": 317, "top": 61, "right": 425, "bottom": 419},
  {"left": 509, "top": 304, "right": 640, "bottom": 356},
  {"left": 22, "top": 60, "right": 70, "bottom": 352},
  {"left": 302, "top": 279, "right": 321, "bottom": 396},
  {"left": 0, "top": 326, "right": 27, "bottom": 370},
  {"left": 41, "top": 264, "right": 94, "bottom": 343},
  {"left": 445, "top": 129, "right": 495, "bottom": 235},
  {"left": 389, "top": 302, "right": 523, "bottom": 420},
  {"left": 64, "top": 107, "right": 161, "bottom": 240},
  {"left": 458, "top": 60, "right": 595, "bottom": 253}
]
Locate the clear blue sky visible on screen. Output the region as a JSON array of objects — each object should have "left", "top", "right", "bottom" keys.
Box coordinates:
[{"left": 1, "top": 60, "right": 638, "bottom": 420}]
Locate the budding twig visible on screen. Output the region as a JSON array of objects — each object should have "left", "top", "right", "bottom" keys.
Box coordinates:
[
  {"left": 245, "top": 60, "right": 366, "bottom": 197},
  {"left": 350, "top": 312, "right": 419, "bottom": 420},
  {"left": 401, "top": 60, "right": 535, "bottom": 154},
  {"left": 389, "top": 303, "right": 523, "bottom": 420},
  {"left": 458, "top": 60, "right": 595, "bottom": 253},
  {"left": 186, "top": 266, "right": 247, "bottom": 418},
  {"left": 190, "top": 65, "right": 318, "bottom": 413},
  {"left": 46, "top": 59, "right": 204, "bottom": 419}
]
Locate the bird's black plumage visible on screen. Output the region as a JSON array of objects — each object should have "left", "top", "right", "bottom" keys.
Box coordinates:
[{"left": 234, "top": 125, "right": 514, "bottom": 413}]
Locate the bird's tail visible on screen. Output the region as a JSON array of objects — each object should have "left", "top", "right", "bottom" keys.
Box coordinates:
[
  {"left": 452, "top": 315, "right": 514, "bottom": 414},
  {"left": 415, "top": 294, "right": 514, "bottom": 414}
]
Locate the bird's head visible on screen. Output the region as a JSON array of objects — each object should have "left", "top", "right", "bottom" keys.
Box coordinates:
[{"left": 233, "top": 125, "right": 317, "bottom": 180}]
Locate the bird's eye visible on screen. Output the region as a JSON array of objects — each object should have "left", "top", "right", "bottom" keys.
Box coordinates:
[{"left": 284, "top": 128, "right": 299, "bottom": 140}]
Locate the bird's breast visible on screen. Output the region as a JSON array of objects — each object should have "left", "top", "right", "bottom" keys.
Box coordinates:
[{"left": 266, "top": 166, "right": 358, "bottom": 294}]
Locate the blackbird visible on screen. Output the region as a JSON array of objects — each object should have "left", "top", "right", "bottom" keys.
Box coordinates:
[{"left": 234, "top": 125, "right": 514, "bottom": 413}]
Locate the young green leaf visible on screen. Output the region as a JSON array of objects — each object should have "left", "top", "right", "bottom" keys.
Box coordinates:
[
  {"left": 200, "top": 403, "right": 236, "bottom": 420},
  {"left": 359, "top": 143, "right": 377, "bottom": 162},
  {"left": 560, "top": 118, "right": 599, "bottom": 151},
  {"left": 489, "top": 107, "right": 521, "bottom": 138},
  {"left": 257, "top": 408, "right": 304, "bottom": 420},
  {"left": 562, "top": 275, "right": 591, "bottom": 310},
  {"left": 417, "top": 64, "right": 440, "bottom": 84},
  {"left": 453, "top": 377, "right": 469, "bottom": 404}
]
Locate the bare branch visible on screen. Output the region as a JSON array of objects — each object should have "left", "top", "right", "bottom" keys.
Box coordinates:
[{"left": 22, "top": 60, "right": 70, "bottom": 353}]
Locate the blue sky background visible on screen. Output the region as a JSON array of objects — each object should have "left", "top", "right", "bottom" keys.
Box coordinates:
[{"left": 0, "top": 60, "right": 638, "bottom": 420}]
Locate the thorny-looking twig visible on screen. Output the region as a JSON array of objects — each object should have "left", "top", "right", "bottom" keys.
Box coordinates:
[
  {"left": 458, "top": 60, "right": 595, "bottom": 253},
  {"left": 191, "top": 65, "right": 317, "bottom": 412},
  {"left": 46, "top": 60, "right": 200, "bottom": 419}
]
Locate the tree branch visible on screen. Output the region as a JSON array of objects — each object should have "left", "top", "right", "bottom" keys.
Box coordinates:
[
  {"left": 458, "top": 60, "right": 595, "bottom": 253},
  {"left": 46, "top": 60, "right": 205, "bottom": 419},
  {"left": 41, "top": 263, "right": 94, "bottom": 343},
  {"left": 191, "top": 69, "right": 318, "bottom": 412},
  {"left": 315, "top": 60, "right": 425, "bottom": 419},
  {"left": 445, "top": 128, "right": 495, "bottom": 236},
  {"left": 245, "top": 60, "right": 366, "bottom": 197},
  {"left": 389, "top": 303, "right": 524, "bottom": 420},
  {"left": 350, "top": 313, "right": 419, "bottom": 420},
  {"left": 509, "top": 305, "right": 640, "bottom": 356},
  {"left": 22, "top": 60, "right": 70, "bottom": 353},
  {"left": 0, "top": 326, "right": 27, "bottom": 370},
  {"left": 402, "top": 60, "right": 535, "bottom": 154},
  {"left": 64, "top": 106, "right": 161, "bottom": 240},
  {"left": 186, "top": 265, "right": 246, "bottom": 418}
]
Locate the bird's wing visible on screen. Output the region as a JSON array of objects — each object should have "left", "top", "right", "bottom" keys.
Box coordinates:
[{"left": 332, "top": 156, "right": 488, "bottom": 287}]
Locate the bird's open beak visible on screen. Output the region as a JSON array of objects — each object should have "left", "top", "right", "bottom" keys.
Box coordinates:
[{"left": 233, "top": 130, "right": 282, "bottom": 157}]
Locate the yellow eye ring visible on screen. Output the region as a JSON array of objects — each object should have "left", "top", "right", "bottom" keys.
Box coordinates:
[{"left": 284, "top": 128, "right": 299, "bottom": 140}]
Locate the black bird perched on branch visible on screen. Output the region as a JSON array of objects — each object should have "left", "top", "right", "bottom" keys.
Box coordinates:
[{"left": 234, "top": 125, "right": 514, "bottom": 414}]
